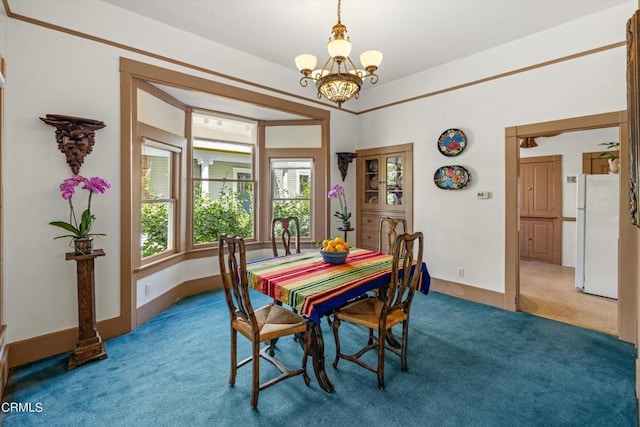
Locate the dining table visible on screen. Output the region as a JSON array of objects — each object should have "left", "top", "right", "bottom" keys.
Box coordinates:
[{"left": 246, "top": 247, "right": 430, "bottom": 392}]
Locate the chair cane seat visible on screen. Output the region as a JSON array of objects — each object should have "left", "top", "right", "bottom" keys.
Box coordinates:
[
  {"left": 335, "top": 297, "right": 407, "bottom": 330},
  {"left": 234, "top": 304, "right": 308, "bottom": 342}
]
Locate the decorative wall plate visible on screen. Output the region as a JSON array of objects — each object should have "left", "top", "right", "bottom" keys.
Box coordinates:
[
  {"left": 368, "top": 160, "right": 378, "bottom": 172},
  {"left": 437, "top": 128, "right": 467, "bottom": 157},
  {"left": 433, "top": 165, "right": 471, "bottom": 190}
]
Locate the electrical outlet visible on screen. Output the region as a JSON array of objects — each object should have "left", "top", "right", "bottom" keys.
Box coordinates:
[
  {"left": 457, "top": 268, "right": 464, "bottom": 278},
  {"left": 144, "top": 283, "right": 151, "bottom": 296}
]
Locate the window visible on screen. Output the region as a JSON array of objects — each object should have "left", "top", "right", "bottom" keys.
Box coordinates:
[
  {"left": 271, "top": 158, "right": 313, "bottom": 237},
  {"left": 192, "top": 112, "right": 257, "bottom": 245},
  {"left": 141, "top": 140, "right": 180, "bottom": 258}
]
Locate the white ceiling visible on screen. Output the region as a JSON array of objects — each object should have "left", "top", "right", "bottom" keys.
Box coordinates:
[{"left": 100, "top": 0, "right": 629, "bottom": 118}]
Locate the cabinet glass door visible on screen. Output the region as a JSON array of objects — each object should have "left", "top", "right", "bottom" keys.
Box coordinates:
[
  {"left": 364, "top": 158, "right": 380, "bottom": 207},
  {"left": 385, "top": 155, "right": 403, "bottom": 207}
]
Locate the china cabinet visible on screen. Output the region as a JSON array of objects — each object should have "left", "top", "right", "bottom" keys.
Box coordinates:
[{"left": 356, "top": 143, "right": 413, "bottom": 251}]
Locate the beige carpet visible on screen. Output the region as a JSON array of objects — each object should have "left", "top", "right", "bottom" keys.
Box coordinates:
[{"left": 519, "top": 260, "right": 617, "bottom": 335}]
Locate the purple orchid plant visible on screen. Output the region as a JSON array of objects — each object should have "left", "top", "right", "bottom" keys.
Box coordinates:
[
  {"left": 50, "top": 175, "right": 111, "bottom": 240},
  {"left": 328, "top": 184, "right": 351, "bottom": 222}
]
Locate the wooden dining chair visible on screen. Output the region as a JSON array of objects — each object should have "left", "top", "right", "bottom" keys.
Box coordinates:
[
  {"left": 378, "top": 216, "right": 408, "bottom": 254},
  {"left": 271, "top": 216, "right": 301, "bottom": 257},
  {"left": 269, "top": 216, "right": 303, "bottom": 351},
  {"left": 371, "top": 216, "right": 408, "bottom": 302},
  {"left": 218, "top": 234, "right": 311, "bottom": 409},
  {"left": 330, "top": 231, "right": 424, "bottom": 391}
]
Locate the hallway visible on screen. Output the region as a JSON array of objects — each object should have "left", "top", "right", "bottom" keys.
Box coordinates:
[{"left": 519, "top": 260, "right": 617, "bottom": 335}]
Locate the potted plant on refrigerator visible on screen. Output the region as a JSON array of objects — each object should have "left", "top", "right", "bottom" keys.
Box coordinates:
[{"left": 598, "top": 141, "right": 620, "bottom": 174}]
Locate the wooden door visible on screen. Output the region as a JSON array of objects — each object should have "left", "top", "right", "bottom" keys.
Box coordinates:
[
  {"left": 527, "top": 218, "right": 554, "bottom": 262},
  {"left": 519, "top": 155, "right": 561, "bottom": 264},
  {"left": 520, "top": 160, "right": 555, "bottom": 217},
  {"left": 520, "top": 218, "right": 554, "bottom": 262}
]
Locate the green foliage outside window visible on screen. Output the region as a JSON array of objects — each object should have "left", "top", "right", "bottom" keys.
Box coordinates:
[
  {"left": 141, "top": 201, "right": 169, "bottom": 258},
  {"left": 273, "top": 183, "right": 311, "bottom": 237},
  {"left": 142, "top": 181, "right": 313, "bottom": 257},
  {"left": 193, "top": 183, "right": 253, "bottom": 244}
]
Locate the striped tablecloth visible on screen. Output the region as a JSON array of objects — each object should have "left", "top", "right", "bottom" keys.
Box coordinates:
[{"left": 247, "top": 248, "right": 430, "bottom": 323}]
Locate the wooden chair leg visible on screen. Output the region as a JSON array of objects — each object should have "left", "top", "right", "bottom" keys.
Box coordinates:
[
  {"left": 401, "top": 321, "right": 409, "bottom": 372},
  {"left": 377, "top": 328, "right": 386, "bottom": 391},
  {"left": 229, "top": 329, "right": 237, "bottom": 386},
  {"left": 251, "top": 341, "right": 260, "bottom": 409}
]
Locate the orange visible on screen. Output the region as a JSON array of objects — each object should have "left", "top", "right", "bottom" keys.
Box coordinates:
[{"left": 335, "top": 244, "right": 345, "bottom": 252}]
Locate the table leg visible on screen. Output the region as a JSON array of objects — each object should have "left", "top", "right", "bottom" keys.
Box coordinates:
[{"left": 300, "top": 320, "right": 334, "bottom": 393}]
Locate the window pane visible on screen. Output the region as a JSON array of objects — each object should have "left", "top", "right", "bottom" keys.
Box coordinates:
[
  {"left": 141, "top": 145, "right": 175, "bottom": 258},
  {"left": 191, "top": 112, "right": 257, "bottom": 246},
  {"left": 193, "top": 140, "right": 254, "bottom": 244},
  {"left": 142, "top": 146, "right": 171, "bottom": 199},
  {"left": 141, "top": 200, "right": 174, "bottom": 258},
  {"left": 271, "top": 159, "right": 312, "bottom": 237},
  {"left": 193, "top": 182, "right": 254, "bottom": 244}
]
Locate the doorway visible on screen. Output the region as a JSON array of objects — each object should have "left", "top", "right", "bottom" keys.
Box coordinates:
[
  {"left": 504, "top": 111, "right": 637, "bottom": 343},
  {"left": 517, "top": 131, "right": 619, "bottom": 334}
]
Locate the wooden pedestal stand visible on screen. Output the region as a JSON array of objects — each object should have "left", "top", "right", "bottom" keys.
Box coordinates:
[{"left": 65, "top": 249, "right": 107, "bottom": 370}]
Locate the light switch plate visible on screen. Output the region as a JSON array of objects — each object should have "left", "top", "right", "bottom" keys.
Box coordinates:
[{"left": 476, "top": 191, "right": 490, "bottom": 199}]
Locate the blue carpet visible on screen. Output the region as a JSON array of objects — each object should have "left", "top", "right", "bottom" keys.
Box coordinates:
[{"left": 2, "top": 290, "right": 637, "bottom": 426}]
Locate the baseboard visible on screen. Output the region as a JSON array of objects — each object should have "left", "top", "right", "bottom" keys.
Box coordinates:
[
  {"left": 430, "top": 278, "right": 505, "bottom": 309},
  {"left": 136, "top": 275, "right": 222, "bottom": 326},
  {"left": 0, "top": 325, "right": 8, "bottom": 401},
  {"left": 5, "top": 274, "right": 497, "bottom": 369},
  {"left": 7, "top": 317, "right": 122, "bottom": 368},
  {"left": 6, "top": 275, "right": 224, "bottom": 369}
]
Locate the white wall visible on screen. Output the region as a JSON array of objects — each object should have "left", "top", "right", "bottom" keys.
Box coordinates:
[
  {"left": 1, "top": 0, "right": 635, "bottom": 344},
  {"left": 356, "top": 3, "right": 634, "bottom": 292},
  {"left": 1, "top": 2, "right": 337, "bottom": 343}
]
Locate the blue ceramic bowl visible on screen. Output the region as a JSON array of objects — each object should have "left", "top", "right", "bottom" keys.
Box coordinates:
[{"left": 320, "top": 249, "right": 349, "bottom": 265}]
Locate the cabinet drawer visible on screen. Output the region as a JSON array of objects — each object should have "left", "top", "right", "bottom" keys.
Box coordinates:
[
  {"left": 360, "top": 230, "right": 378, "bottom": 250},
  {"left": 361, "top": 215, "right": 379, "bottom": 231}
]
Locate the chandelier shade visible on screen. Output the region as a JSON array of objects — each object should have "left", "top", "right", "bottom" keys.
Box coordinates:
[
  {"left": 316, "top": 73, "right": 363, "bottom": 105},
  {"left": 295, "top": 0, "right": 382, "bottom": 108}
]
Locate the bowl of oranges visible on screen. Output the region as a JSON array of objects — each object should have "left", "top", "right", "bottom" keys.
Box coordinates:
[{"left": 319, "top": 237, "right": 351, "bottom": 265}]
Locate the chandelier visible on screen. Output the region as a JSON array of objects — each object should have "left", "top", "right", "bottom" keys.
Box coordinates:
[{"left": 295, "top": 0, "right": 382, "bottom": 108}]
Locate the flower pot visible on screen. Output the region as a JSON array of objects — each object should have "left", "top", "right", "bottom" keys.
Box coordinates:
[
  {"left": 608, "top": 158, "right": 620, "bottom": 174},
  {"left": 74, "top": 237, "right": 94, "bottom": 255}
]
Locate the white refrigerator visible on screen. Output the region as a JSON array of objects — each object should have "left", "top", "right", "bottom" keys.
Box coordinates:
[{"left": 575, "top": 173, "right": 619, "bottom": 299}]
